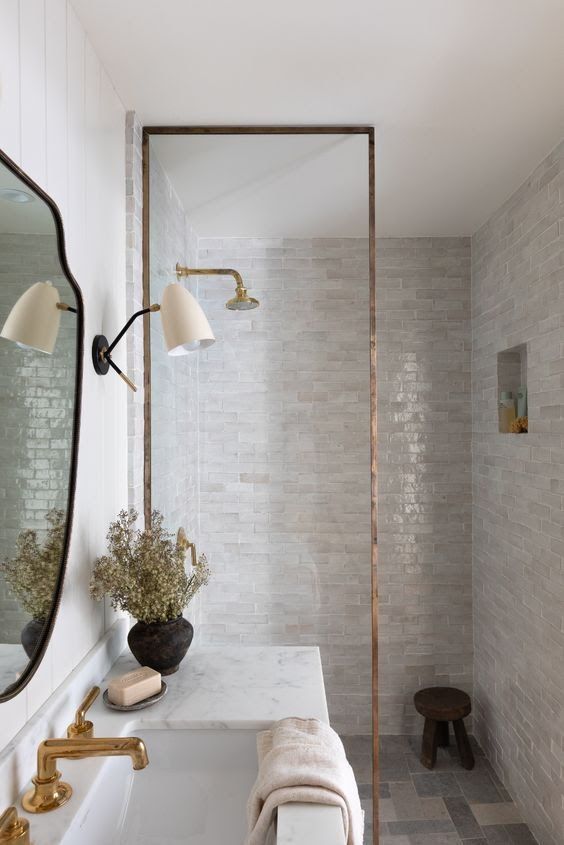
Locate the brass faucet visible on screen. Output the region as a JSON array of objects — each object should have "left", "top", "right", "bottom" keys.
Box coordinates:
[
  {"left": 0, "top": 807, "right": 29, "bottom": 844},
  {"left": 67, "top": 685, "right": 100, "bottom": 738},
  {"left": 22, "top": 735, "right": 149, "bottom": 813}
]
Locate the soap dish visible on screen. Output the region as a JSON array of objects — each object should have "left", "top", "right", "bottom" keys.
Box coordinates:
[{"left": 102, "top": 681, "right": 167, "bottom": 711}]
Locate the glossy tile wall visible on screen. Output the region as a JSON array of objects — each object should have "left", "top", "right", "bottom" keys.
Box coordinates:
[
  {"left": 197, "top": 236, "right": 372, "bottom": 735},
  {"left": 0, "top": 0, "right": 127, "bottom": 751},
  {"left": 125, "top": 111, "right": 145, "bottom": 515},
  {"left": 148, "top": 148, "right": 203, "bottom": 635},
  {"left": 0, "top": 234, "right": 75, "bottom": 642},
  {"left": 472, "top": 139, "right": 564, "bottom": 845},
  {"left": 377, "top": 237, "right": 473, "bottom": 733}
]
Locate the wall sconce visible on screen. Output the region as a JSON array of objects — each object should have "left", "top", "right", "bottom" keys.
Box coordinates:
[
  {"left": 0, "top": 281, "right": 76, "bottom": 354},
  {"left": 92, "top": 282, "right": 214, "bottom": 391}
]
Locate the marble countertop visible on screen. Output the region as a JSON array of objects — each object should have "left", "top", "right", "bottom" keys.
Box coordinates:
[
  {"left": 91, "top": 644, "right": 330, "bottom": 730},
  {"left": 21, "top": 644, "right": 339, "bottom": 845}
]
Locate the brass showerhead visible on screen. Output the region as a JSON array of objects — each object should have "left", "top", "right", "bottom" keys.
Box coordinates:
[
  {"left": 175, "top": 264, "right": 260, "bottom": 311},
  {"left": 226, "top": 287, "right": 260, "bottom": 311}
]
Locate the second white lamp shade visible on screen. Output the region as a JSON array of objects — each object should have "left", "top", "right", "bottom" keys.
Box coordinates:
[
  {"left": 160, "top": 283, "right": 215, "bottom": 355},
  {"left": 0, "top": 281, "right": 61, "bottom": 354}
]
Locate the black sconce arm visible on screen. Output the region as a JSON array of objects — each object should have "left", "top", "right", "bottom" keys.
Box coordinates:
[{"left": 92, "top": 304, "right": 160, "bottom": 392}]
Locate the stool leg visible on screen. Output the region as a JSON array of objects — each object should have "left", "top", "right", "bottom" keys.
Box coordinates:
[
  {"left": 421, "top": 718, "right": 439, "bottom": 769},
  {"left": 437, "top": 721, "right": 449, "bottom": 747},
  {"left": 453, "top": 718, "right": 475, "bottom": 770}
]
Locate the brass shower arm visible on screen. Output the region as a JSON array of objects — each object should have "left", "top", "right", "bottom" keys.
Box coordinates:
[{"left": 175, "top": 264, "right": 245, "bottom": 291}]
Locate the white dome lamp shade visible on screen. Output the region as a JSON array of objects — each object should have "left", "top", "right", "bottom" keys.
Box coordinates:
[
  {"left": 0, "top": 281, "right": 75, "bottom": 354},
  {"left": 91, "top": 282, "right": 215, "bottom": 392},
  {"left": 160, "top": 283, "right": 215, "bottom": 355}
]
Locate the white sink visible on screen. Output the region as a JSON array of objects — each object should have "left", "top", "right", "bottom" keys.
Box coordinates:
[{"left": 60, "top": 729, "right": 259, "bottom": 845}]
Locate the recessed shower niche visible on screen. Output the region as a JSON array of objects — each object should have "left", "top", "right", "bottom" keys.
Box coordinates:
[{"left": 497, "top": 343, "right": 528, "bottom": 433}]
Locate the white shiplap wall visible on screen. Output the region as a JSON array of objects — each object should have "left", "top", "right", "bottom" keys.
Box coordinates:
[{"left": 0, "top": 0, "right": 127, "bottom": 752}]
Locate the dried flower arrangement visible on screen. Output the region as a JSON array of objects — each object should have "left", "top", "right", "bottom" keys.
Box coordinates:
[
  {"left": 89, "top": 508, "right": 210, "bottom": 624},
  {"left": 510, "top": 415, "right": 528, "bottom": 433},
  {"left": 0, "top": 508, "right": 65, "bottom": 621}
]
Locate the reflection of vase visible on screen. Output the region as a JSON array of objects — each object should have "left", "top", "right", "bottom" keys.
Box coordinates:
[
  {"left": 127, "top": 616, "right": 194, "bottom": 675},
  {"left": 21, "top": 618, "right": 45, "bottom": 659}
]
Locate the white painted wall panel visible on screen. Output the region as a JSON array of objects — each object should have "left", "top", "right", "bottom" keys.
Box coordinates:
[
  {"left": 19, "top": 0, "right": 46, "bottom": 183},
  {"left": 0, "top": 0, "right": 126, "bottom": 756},
  {"left": 45, "top": 0, "right": 68, "bottom": 217},
  {"left": 0, "top": 0, "right": 21, "bottom": 162}
]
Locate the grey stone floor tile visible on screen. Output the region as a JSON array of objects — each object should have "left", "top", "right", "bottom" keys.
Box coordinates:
[
  {"left": 381, "top": 756, "right": 412, "bottom": 782},
  {"left": 407, "top": 750, "right": 465, "bottom": 774},
  {"left": 444, "top": 796, "right": 483, "bottom": 839},
  {"left": 381, "top": 735, "right": 416, "bottom": 754},
  {"left": 387, "top": 819, "right": 457, "bottom": 835},
  {"left": 412, "top": 773, "right": 463, "bottom": 798},
  {"left": 483, "top": 825, "right": 538, "bottom": 844},
  {"left": 376, "top": 736, "right": 536, "bottom": 845},
  {"left": 456, "top": 771, "right": 503, "bottom": 804}
]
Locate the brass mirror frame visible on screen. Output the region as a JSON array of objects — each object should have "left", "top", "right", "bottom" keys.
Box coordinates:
[
  {"left": 141, "top": 126, "right": 377, "bottom": 830},
  {"left": 0, "top": 147, "right": 84, "bottom": 703}
]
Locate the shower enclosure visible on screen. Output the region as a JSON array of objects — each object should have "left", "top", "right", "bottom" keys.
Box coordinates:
[{"left": 142, "top": 126, "right": 377, "bottom": 840}]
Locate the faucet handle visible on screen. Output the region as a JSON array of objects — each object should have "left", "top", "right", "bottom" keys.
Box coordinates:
[
  {"left": 0, "top": 807, "right": 30, "bottom": 844},
  {"left": 67, "top": 685, "right": 100, "bottom": 738}
]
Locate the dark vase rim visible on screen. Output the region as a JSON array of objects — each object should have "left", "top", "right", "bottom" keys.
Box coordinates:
[{"left": 133, "top": 615, "right": 192, "bottom": 627}]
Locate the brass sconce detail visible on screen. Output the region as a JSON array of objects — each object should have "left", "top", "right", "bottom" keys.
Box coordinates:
[
  {"left": 175, "top": 264, "right": 260, "bottom": 311},
  {"left": 177, "top": 527, "right": 198, "bottom": 568},
  {"left": 0, "top": 807, "right": 30, "bottom": 844}
]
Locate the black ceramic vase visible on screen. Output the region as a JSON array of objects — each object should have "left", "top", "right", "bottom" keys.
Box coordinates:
[
  {"left": 127, "top": 616, "right": 194, "bottom": 675},
  {"left": 21, "top": 618, "right": 46, "bottom": 659}
]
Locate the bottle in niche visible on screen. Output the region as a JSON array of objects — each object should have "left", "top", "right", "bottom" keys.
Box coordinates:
[
  {"left": 499, "top": 391, "right": 516, "bottom": 433},
  {"left": 516, "top": 386, "right": 527, "bottom": 418}
]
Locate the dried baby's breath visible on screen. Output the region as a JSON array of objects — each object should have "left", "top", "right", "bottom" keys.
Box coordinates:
[
  {"left": 89, "top": 509, "right": 210, "bottom": 624},
  {"left": 0, "top": 508, "right": 65, "bottom": 620}
]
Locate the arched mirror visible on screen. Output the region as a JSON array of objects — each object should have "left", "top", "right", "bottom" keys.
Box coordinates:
[{"left": 0, "top": 149, "right": 83, "bottom": 702}]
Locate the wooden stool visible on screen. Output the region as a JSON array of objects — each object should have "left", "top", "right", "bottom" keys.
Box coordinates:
[{"left": 414, "top": 687, "right": 474, "bottom": 771}]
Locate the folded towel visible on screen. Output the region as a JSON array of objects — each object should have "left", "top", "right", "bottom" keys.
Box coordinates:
[{"left": 245, "top": 717, "right": 364, "bottom": 845}]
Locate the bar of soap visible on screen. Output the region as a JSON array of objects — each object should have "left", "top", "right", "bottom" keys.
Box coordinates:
[{"left": 107, "top": 666, "right": 161, "bottom": 707}]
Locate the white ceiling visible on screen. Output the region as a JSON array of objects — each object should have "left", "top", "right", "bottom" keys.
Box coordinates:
[
  {"left": 72, "top": 0, "right": 564, "bottom": 236},
  {"left": 151, "top": 134, "right": 369, "bottom": 237}
]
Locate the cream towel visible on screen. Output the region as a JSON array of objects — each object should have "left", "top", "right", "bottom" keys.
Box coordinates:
[{"left": 245, "top": 717, "right": 364, "bottom": 845}]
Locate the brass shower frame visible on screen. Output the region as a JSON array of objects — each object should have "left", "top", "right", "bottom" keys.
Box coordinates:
[{"left": 142, "top": 125, "right": 377, "bottom": 834}]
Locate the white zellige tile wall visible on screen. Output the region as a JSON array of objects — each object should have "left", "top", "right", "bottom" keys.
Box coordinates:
[
  {"left": 472, "top": 139, "right": 564, "bottom": 845},
  {"left": 125, "top": 111, "right": 145, "bottom": 515},
  {"left": 148, "top": 149, "right": 203, "bottom": 636},
  {"left": 377, "top": 237, "right": 473, "bottom": 733},
  {"left": 197, "top": 236, "right": 372, "bottom": 736},
  {"left": 0, "top": 0, "right": 127, "bottom": 752},
  {"left": 0, "top": 234, "right": 76, "bottom": 642}
]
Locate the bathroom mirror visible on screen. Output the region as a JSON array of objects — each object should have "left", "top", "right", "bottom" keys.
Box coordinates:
[
  {"left": 143, "top": 128, "right": 376, "bottom": 838},
  {"left": 0, "top": 149, "right": 83, "bottom": 702}
]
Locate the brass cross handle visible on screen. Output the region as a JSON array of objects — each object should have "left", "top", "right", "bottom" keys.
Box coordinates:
[
  {"left": 0, "top": 807, "right": 29, "bottom": 844},
  {"left": 67, "top": 685, "right": 100, "bottom": 738}
]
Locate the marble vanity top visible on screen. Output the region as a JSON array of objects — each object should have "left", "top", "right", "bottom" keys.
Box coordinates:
[
  {"left": 93, "top": 643, "right": 330, "bottom": 729},
  {"left": 18, "top": 643, "right": 341, "bottom": 845}
]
